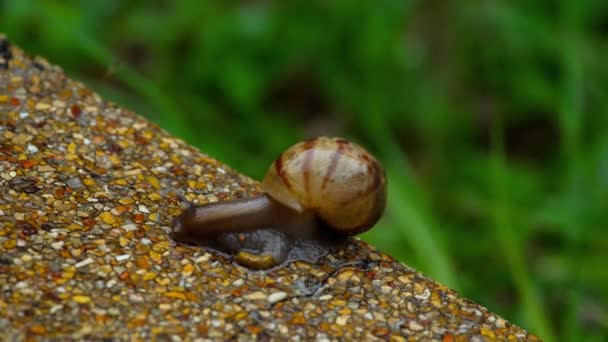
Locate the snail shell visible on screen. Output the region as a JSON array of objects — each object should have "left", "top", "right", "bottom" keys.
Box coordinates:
[{"left": 262, "top": 137, "right": 386, "bottom": 235}]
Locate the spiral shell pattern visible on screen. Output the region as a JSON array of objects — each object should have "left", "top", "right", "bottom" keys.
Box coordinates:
[{"left": 262, "top": 137, "right": 386, "bottom": 235}]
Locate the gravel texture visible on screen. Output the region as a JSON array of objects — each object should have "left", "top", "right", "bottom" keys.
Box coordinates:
[{"left": 0, "top": 34, "right": 541, "bottom": 341}]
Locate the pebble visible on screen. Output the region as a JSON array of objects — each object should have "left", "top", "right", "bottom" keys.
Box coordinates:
[
  {"left": 66, "top": 176, "right": 83, "bottom": 189},
  {"left": 49, "top": 305, "right": 63, "bottom": 314},
  {"left": 115, "top": 254, "right": 130, "bottom": 262},
  {"left": 336, "top": 316, "right": 350, "bottom": 326},
  {"left": 75, "top": 258, "right": 94, "bottom": 268},
  {"left": 182, "top": 263, "right": 195, "bottom": 276},
  {"left": 73, "top": 295, "right": 92, "bottom": 304},
  {"left": 99, "top": 212, "right": 116, "bottom": 224},
  {"left": 15, "top": 281, "right": 28, "bottom": 289},
  {"left": 195, "top": 254, "right": 210, "bottom": 263},
  {"left": 51, "top": 241, "right": 64, "bottom": 250},
  {"left": 415, "top": 288, "right": 431, "bottom": 300},
  {"left": 38, "top": 165, "right": 55, "bottom": 172},
  {"left": 122, "top": 223, "right": 137, "bottom": 231},
  {"left": 26, "top": 144, "right": 38, "bottom": 153},
  {"left": 245, "top": 292, "right": 267, "bottom": 300},
  {"left": 267, "top": 292, "right": 288, "bottom": 304},
  {"left": 129, "top": 293, "right": 145, "bottom": 304},
  {"left": 49, "top": 261, "right": 62, "bottom": 273},
  {"left": 409, "top": 320, "right": 424, "bottom": 331}
]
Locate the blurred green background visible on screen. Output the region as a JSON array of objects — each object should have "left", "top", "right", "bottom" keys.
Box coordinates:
[{"left": 2, "top": 1, "right": 608, "bottom": 340}]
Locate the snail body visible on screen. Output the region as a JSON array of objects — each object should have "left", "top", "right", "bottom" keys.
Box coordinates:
[{"left": 172, "top": 137, "right": 386, "bottom": 269}]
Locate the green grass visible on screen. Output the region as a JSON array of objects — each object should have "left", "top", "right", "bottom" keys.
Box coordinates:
[{"left": 3, "top": 1, "right": 608, "bottom": 340}]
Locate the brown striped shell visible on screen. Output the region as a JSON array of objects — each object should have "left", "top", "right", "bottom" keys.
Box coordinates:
[{"left": 262, "top": 137, "right": 387, "bottom": 235}]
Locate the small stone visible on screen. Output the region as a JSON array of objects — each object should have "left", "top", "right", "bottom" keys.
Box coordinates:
[
  {"left": 9, "top": 177, "right": 39, "bottom": 194},
  {"left": 146, "top": 176, "right": 161, "bottom": 190},
  {"left": 26, "top": 144, "right": 39, "bottom": 153},
  {"left": 68, "top": 142, "right": 77, "bottom": 153},
  {"left": 415, "top": 288, "right": 431, "bottom": 300},
  {"left": 75, "top": 258, "right": 94, "bottom": 268},
  {"left": 49, "top": 305, "right": 63, "bottom": 314},
  {"left": 129, "top": 293, "right": 145, "bottom": 303},
  {"left": 19, "top": 159, "right": 37, "bottom": 169},
  {"left": 122, "top": 223, "right": 137, "bottom": 231},
  {"left": 3, "top": 240, "right": 17, "bottom": 249},
  {"left": 143, "top": 272, "right": 156, "bottom": 281},
  {"left": 133, "top": 213, "right": 145, "bottom": 223},
  {"left": 165, "top": 291, "right": 186, "bottom": 300},
  {"left": 35, "top": 102, "right": 51, "bottom": 110},
  {"left": 115, "top": 254, "right": 130, "bottom": 262},
  {"left": 38, "top": 165, "right": 55, "bottom": 172},
  {"left": 290, "top": 312, "right": 306, "bottom": 325},
  {"left": 182, "top": 263, "right": 195, "bottom": 277},
  {"left": 66, "top": 176, "right": 83, "bottom": 189},
  {"left": 149, "top": 251, "right": 162, "bottom": 263},
  {"left": 82, "top": 178, "right": 96, "bottom": 186},
  {"left": 49, "top": 261, "right": 62, "bottom": 273},
  {"left": 195, "top": 254, "right": 211, "bottom": 263},
  {"left": 159, "top": 303, "right": 172, "bottom": 311},
  {"left": 51, "top": 241, "right": 64, "bottom": 250},
  {"left": 408, "top": 320, "right": 424, "bottom": 331},
  {"left": 245, "top": 291, "right": 267, "bottom": 300},
  {"left": 267, "top": 292, "right": 288, "bottom": 304},
  {"left": 398, "top": 276, "right": 410, "bottom": 284},
  {"left": 29, "top": 324, "right": 46, "bottom": 335},
  {"left": 73, "top": 295, "right": 91, "bottom": 304},
  {"left": 336, "top": 316, "right": 349, "bottom": 326},
  {"left": 99, "top": 212, "right": 116, "bottom": 224},
  {"left": 119, "top": 198, "right": 134, "bottom": 205},
  {"left": 381, "top": 285, "right": 392, "bottom": 294}
]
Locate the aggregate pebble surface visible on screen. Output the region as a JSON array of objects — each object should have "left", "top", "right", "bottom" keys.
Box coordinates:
[{"left": 0, "top": 34, "right": 541, "bottom": 341}]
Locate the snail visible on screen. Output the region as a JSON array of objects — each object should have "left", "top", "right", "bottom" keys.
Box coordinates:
[{"left": 172, "top": 137, "right": 387, "bottom": 269}]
